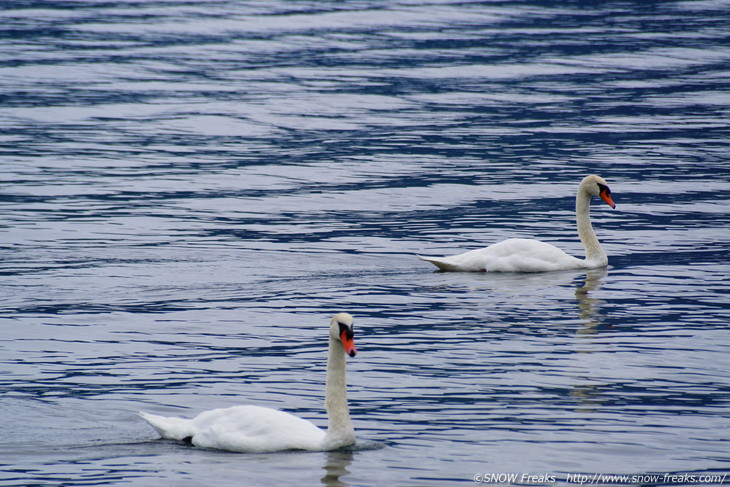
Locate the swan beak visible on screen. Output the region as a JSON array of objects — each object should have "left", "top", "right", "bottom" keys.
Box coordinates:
[
  {"left": 340, "top": 330, "right": 357, "bottom": 357},
  {"left": 600, "top": 189, "right": 616, "bottom": 209}
]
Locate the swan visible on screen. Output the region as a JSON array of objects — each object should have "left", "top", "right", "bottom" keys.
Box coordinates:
[
  {"left": 418, "top": 175, "right": 616, "bottom": 272},
  {"left": 139, "top": 312, "right": 358, "bottom": 453}
]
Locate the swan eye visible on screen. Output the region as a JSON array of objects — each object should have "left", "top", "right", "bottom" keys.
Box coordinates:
[
  {"left": 597, "top": 183, "right": 611, "bottom": 195},
  {"left": 337, "top": 321, "right": 354, "bottom": 340}
]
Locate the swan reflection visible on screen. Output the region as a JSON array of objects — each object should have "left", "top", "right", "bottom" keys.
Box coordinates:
[
  {"left": 321, "top": 449, "right": 353, "bottom": 487},
  {"left": 574, "top": 268, "right": 608, "bottom": 335},
  {"left": 571, "top": 268, "right": 609, "bottom": 411}
]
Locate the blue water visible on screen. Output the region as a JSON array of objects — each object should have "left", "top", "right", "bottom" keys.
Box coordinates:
[{"left": 1, "top": 1, "right": 729, "bottom": 486}]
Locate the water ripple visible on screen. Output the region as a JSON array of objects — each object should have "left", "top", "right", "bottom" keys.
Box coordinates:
[{"left": 1, "top": 1, "right": 729, "bottom": 486}]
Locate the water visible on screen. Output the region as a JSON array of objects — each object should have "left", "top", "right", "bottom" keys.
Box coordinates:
[{"left": 1, "top": 1, "right": 729, "bottom": 486}]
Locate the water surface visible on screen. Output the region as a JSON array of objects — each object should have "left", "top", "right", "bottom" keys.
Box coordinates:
[{"left": 1, "top": 1, "right": 729, "bottom": 486}]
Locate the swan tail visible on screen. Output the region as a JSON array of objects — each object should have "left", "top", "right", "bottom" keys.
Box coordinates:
[
  {"left": 139, "top": 411, "right": 194, "bottom": 441},
  {"left": 418, "top": 255, "right": 463, "bottom": 272}
]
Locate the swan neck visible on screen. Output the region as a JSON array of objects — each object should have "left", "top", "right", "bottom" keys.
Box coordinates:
[
  {"left": 323, "top": 336, "right": 354, "bottom": 448},
  {"left": 576, "top": 189, "right": 606, "bottom": 265}
]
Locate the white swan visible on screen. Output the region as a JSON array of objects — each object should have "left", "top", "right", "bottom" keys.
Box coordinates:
[
  {"left": 418, "top": 175, "right": 616, "bottom": 272},
  {"left": 139, "top": 312, "right": 358, "bottom": 453}
]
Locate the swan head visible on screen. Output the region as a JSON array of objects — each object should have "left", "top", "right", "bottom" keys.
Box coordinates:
[
  {"left": 580, "top": 175, "right": 616, "bottom": 209},
  {"left": 330, "top": 312, "right": 357, "bottom": 357}
]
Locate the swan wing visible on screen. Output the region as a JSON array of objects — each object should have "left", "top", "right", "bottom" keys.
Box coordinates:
[
  {"left": 420, "top": 238, "right": 586, "bottom": 272},
  {"left": 140, "top": 405, "right": 326, "bottom": 453}
]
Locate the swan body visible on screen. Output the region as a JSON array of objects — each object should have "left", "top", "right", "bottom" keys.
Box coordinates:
[
  {"left": 140, "top": 313, "right": 358, "bottom": 453},
  {"left": 139, "top": 405, "right": 327, "bottom": 452},
  {"left": 419, "top": 175, "right": 616, "bottom": 273}
]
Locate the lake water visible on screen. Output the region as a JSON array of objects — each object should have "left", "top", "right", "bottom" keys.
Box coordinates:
[{"left": 1, "top": 1, "right": 729, "bottom": 486}]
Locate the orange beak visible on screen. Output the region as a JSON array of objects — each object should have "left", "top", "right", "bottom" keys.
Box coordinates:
[
  {"left": 600, "top": 189, "right": 616, "bottom": 209},
  {"left": 340, "top": 330, "right": 357, "bottom": 357}
]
